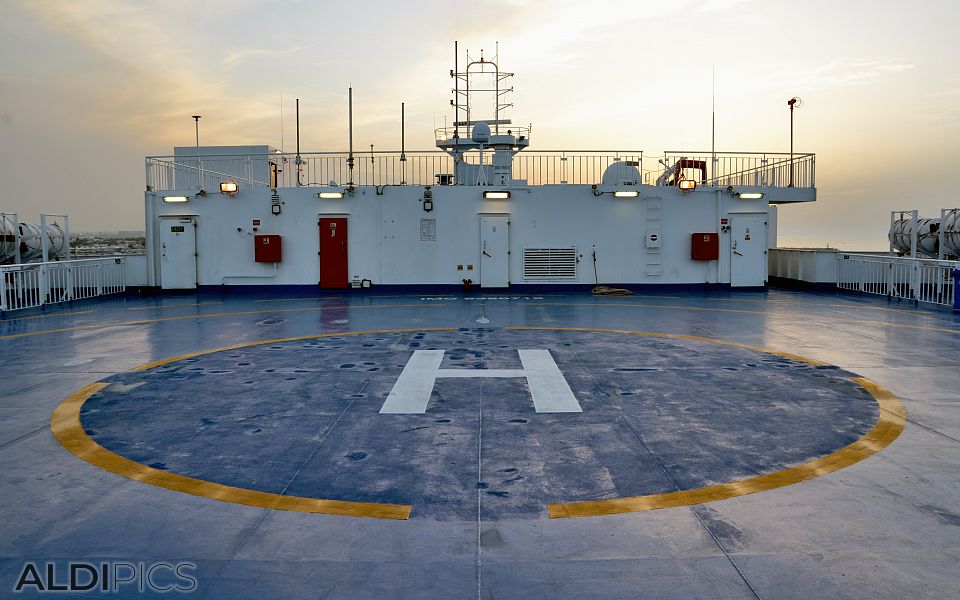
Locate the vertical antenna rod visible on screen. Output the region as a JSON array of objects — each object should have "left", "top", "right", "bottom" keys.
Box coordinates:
[
  {"left": 453, "top": 41, "right": 459, "bottom": 139},
  {"left": 348, "top": 87, "right": 354, "bottom": 187},
  {"left": 454, "top": 41, "right": 459, "bottom": 166},
  {"left": 495, "top": 41, "right": 499, "bottom": 134},
  {"left": 400, "top": 102, "right": 406, "bottom": 185},
  {"left": 192, "top": 114, "right": 201, "bottom": 189},
  {"left": 710, "top": 66, "right": 717, "bottom": 179},
  {"left": 295, "top": 98, "right": 301, "bottom": 187}
]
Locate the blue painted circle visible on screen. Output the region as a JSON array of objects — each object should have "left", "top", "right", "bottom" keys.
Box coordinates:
[{"left": 80, "top": 329, "right": 878, "bottom": 519}]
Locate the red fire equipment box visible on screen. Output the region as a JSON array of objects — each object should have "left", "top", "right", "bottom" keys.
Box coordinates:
[
  {"left": 254, "top": 234, "right": 282, "bottom": 262},
  {"left": 691, "top": 232, "right": 719, "bottom": 260}
]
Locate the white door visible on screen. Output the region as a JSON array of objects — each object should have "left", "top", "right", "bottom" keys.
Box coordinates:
[
  {"left": 159, "top": 218, "right": 197, "bottom": 289},
  {"left": 480, "top": 215, "right": 509, "bottom": 288},
  {"left": 730, "top": 214, "right": 767, "bottom": 287}
]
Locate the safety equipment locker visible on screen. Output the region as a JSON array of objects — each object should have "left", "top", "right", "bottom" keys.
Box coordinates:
[
  {"left": 691, "top": 232, "right": 719, "bottom": 260},
  {"left": 254, "top": 234, "right": 282, "bottom": 262}
]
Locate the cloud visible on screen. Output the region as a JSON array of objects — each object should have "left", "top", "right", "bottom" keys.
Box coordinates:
[
  {"left": 811, "top": 58, "right": 915, "bottom": 87},
  {"left": 223, "top": 45, "right": 317, "bottom": 69}
]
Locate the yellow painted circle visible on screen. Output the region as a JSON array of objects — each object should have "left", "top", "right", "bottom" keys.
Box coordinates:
[{"left": 50, "top": 326, "right": 906, "bottom": 520}]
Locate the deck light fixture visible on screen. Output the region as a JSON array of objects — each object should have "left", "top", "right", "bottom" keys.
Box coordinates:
[
  {"left": 483, "top": 191, "right": 511, "bottom": 199},
  {"left": 220, "top": 181, "right": 239, "bottom": 195},
  {"left": 678, "top": 180, "right": 696, "bottom": 192},
  {"left": 612, "top": 190, "right": 640, "bottom": 198},
  {"left": 162, "top": 195, "right": 189, "bottom": 203},
  {"left": 737, "top": 192, "right": 765, "bottom": 200},
  {"left": 317, "top": 191, "right": 345, "bottom": 199}
]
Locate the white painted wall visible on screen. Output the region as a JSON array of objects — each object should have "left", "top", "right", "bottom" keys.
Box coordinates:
[
  {"left": 768, "top": 248, "right": 839, "bottom": 283},
  {"left": 146, "top": 184, "right": 773, "bottom": 288}
]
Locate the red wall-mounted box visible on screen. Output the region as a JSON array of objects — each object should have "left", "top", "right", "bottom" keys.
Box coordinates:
[
  {"left": 691, "top": 232, "right": 719, "bottom": 260},
  {"left": 254, "top": 234, "right": 282, "bottom": 262}
]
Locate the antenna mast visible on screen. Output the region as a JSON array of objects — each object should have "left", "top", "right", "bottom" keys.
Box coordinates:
[
  {"left": 295, "top": 98, "right": 302, "bottom": 187},
  {"left": 711, "top": 67, "right": 716, "bottom": 181},
  {"left": 347, "top": 86, "right": 354, "bottom": 187},
  {"left": 400, "top": 102, "right": 406, "bottom": 185}
]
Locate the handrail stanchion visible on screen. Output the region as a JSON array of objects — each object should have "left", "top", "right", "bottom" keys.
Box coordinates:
[
  {"left": 0, "top": 268, "right": 7, "bottom": 313},
  {"left": 953, "top": 269, "right": 960, "bottom": 313}
]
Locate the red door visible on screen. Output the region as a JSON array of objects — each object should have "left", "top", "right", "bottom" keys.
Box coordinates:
[{"left": 319, "top": 218, "right": 348, "bottom": 288}]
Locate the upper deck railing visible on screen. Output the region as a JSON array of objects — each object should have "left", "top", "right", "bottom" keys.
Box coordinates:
[
  {"left": 145, "top": 150, "right": 814, "bottom": 191},
  {"left": 659, "top": 151, "right": 815, "bottom": 189}
]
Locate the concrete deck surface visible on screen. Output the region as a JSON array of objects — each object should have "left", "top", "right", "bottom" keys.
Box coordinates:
[{"left": 1, "top": 289, "right": 958, "bottom": 599}]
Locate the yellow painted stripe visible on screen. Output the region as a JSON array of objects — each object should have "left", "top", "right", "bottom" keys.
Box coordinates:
[
  {"left": 548, "top": 376, "right": 904, "bottom": 518},
  {"left": 526, "top": 303, "right": 960, "bottom": 334},
  {"left": 526, "top": 302, "right": 772, "bottom": 316},
  {"left": 51, "top": 383, "right": 411, "bottom": 520},
  {"left": 0, "top": 303, "right": 443, "bottom": 341},
  {"left": 254, "top": 297, "right": 341, "bottom": 303},
  {"left": 508, "top": 327, "right": 904, "bottom": 517},
  {"left": 51, "top": 328, "right": 458, "bottom": 519},
  {"left": 842, "top": 319, "right": 960, "bottom": 335},
  {"left": 712, "top": 298, "right": 799, "bottom": 304},
  {"left": 0, "top": 310, "right": 95, "bottom": 322},
  {"left": 132, "top": 327, "right": 458, "bottom": 371},
  {"left": 127, "top": 301, "right": 225, "bottom": 310},
  {"left": 508, "top": 326, "right": 830, "bottom": 366}
]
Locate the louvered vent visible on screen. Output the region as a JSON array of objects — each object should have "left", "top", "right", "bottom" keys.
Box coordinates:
[{"left": 522, "top": 247, "right": 577, "bottom": 280}]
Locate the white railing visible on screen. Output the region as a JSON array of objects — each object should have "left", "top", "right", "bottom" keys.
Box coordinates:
[
  {"left": 146, "top": 151, "right": 648, "bottom": 189},
  {"left": 658, "top": 152, "right": 816, "bottom": 189},
  {"left": 1, "top": 257, "right": 125, "bottom": 312},
  {"left": 837, "top": 253, "right": 959, "bottom": 307}
]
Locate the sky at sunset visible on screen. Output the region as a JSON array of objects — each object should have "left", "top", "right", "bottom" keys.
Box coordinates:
[{"left": 1, "top": 0, "right": 958, "bottom": 248}]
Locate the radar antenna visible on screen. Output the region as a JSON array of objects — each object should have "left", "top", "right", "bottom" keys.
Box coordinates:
[{"left": 436, "top": 42, "right": 531, "bottom": 186}]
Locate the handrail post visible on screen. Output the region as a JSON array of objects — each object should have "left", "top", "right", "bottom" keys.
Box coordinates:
[
  {"left": 912, "top": 263, "right": 920, "bottom": 303},
  {"left": 953, "top": 269, "right": 960, "bottom": 313},
  {"left": 0, "top": 268, "right": 6, "bottom": 312}
]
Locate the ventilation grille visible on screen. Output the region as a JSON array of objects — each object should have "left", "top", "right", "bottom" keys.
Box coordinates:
[{"left": 522, "top": 247, "right": 577, "bottom": 280}]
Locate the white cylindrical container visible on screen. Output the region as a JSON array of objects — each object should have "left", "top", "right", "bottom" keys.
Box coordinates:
[
  {"left": 0, "top": 214, "right": 18, "bottom": 263},
  {"left": 14, "top": 222, "right": 67, "bottom": 263},
  {"left": 942, "top": 208, "right": 960, "bottom": 258},
  {"left": 889, "top": 217, "right": 940, "bottom": 258}
]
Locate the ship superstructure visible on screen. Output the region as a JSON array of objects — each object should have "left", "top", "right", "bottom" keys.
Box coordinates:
[{"left": 140, "top": 46, "right": 816, "bottom": 291}]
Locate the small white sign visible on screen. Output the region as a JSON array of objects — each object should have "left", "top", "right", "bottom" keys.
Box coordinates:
[{"left": 420, "top": 218, "right": 437, "bottom": 241}]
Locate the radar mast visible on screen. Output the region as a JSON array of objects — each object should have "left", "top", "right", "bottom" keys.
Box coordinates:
[{"left": 436, "top": 42, "right": 530, "bottom": 186}]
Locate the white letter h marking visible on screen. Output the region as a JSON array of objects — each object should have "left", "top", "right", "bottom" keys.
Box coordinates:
[{"left": 379, "top": 349, "right": 582, "bottom": 414}]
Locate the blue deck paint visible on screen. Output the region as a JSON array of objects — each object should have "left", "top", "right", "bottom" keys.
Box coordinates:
[
  {"left": 3, "top": 290, "right": 960, "bottom": 599},
  {"left": 80, "top": 329, "right": 876, "bottom": 520}
]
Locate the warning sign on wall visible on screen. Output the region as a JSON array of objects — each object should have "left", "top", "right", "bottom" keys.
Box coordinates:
[{"left": 420, "top": 219, "right": 437, "bottom": 241}]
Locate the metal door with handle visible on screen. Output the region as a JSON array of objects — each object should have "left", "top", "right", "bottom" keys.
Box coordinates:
[
  {"left": 730, "top": 214, "right": 767, "bottom": 287},
  {"left": 480, "top": 215, "right": 509, "bottom": 288},
  {"left": 159, "top": 218, "right": 197, "bottom": 290},
  {"left": 319, "top": 217, "right": 348, "bottom": 288}
]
